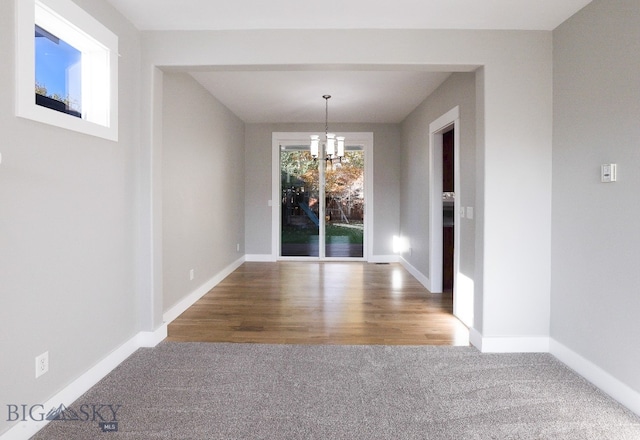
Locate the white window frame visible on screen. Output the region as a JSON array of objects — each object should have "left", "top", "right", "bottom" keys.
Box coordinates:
[
  {"left": 271, "top": 132, "right": 374, "bottom": 262},
  {"left": 15, "top": 0, "right": 119, "bottom": 141}
]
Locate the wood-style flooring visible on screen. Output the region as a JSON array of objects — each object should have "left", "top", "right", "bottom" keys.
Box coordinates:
[{"left": 167, "top": 262, "right": 469, "bottom": 345}]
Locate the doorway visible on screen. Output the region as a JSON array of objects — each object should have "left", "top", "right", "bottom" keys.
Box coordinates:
[
  {"left": 272, "top": 132, "right": 373, "bottom": 261},
  {"left": 429, "top": 107, "right": 463, "bottom": 318},
  {"left": 442, "top": 128, "right": 455, "bottom": 292}
]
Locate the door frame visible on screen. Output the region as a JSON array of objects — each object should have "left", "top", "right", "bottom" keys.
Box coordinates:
[
  {"left": 429, "top": 107, "right": 461, "bottom": 304},
  {"left": 271, "top": 132, "right": 374, "bottom": 261}
]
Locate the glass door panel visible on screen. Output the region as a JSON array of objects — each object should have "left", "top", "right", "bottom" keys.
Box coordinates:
[
  {"left": 280, "top": 147, "right": 319, "bottom": 257},
  {"left": 324, "top": 148, "right": 364, "bottom": 258},
  {"left": 279, "top": 142, "right": 365, "bottom": 259}
]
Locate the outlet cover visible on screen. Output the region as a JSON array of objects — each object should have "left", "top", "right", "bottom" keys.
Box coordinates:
[{"left": 35, "top": 351, "right": 49, "bottom": 378}]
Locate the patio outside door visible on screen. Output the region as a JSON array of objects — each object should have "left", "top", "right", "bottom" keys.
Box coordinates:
[{"left": 277, "top": 139, "right": 367, "bottom": 259}]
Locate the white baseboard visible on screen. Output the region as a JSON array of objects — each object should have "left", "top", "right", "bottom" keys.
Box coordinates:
[
  {"left": 550, "top": 338, "right": 640, "bottom": 417},
  {"left": 246, "top": 254, "right": 398, "bottom": 264},
  {"left": 469, "top": 332, "right": 640, "bottom": 416},
  {"left": 162, "top": 256, "right": 245, "bottom": 324},
  {"left": 2, "top": 257, "right": 249, "bottom": 440},
  {"left": 399, "top": 257, "right": 431, "bottom": 291},
  {"left": 136, "top": 323, "right": 168, "bottom": 347},
  {"left": 469, "top": 327, "right": 483, "bottom": 350},
  {"left": 469, "top": 328, "right": 550, "bottom": 353},
  {"left": 367, "top": 254, "right": 399, "bottom": 264},
  {"left": 245, "top": 254, "right": 276, "bottom": 262},
  {"left": 0, "top": 325, "right": 167, "bottom": 440}
]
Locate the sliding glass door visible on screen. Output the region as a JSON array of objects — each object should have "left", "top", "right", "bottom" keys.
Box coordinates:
[
  {"left": 280, "top": 147, "right": 320, "bottom": 257},
  {"left": 279, "top": 143, "right": 365, "bottom": 259},
  {"left": 323, "top": 148, "right": 364, "bottom": 257}
]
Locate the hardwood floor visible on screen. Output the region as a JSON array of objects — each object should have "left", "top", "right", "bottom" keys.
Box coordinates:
[{"left": 167, "top": 262, "right": 469, "bottom": 345}]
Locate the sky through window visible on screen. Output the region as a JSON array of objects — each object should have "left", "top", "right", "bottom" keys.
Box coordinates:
[{"left": 35, "top": 25, "right": 82, "bottom": 112}]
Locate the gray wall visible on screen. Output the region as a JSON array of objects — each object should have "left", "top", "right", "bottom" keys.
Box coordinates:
[
  {"left": 99, "top": 26, "right": 560, "bottom": 343},
  {"left": 244, "top": 123, "right": 401, "bottom": 258},
  {"left": 400, "top": 73, "right": 476, "bottom": 282},
  {"left": 0, "top": 14, "right": 563, "bottom": 437},
  {"left": 552, "top": 0, "right": 640, "bottom": 392},
  {"left": 162, "top": 72, "right": 245, "bottom": 311},
  {"left": 0, "top": 0, "right": 141, "bottom": 434}
]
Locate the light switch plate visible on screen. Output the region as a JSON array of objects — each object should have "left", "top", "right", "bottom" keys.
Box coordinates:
[{"left": 601, "top": 164, "right": 617, "bottom": 182}]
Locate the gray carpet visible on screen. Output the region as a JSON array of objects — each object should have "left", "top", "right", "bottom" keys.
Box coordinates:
[{"left": 33, "top": 343, "right": 640, "bottom": 439}]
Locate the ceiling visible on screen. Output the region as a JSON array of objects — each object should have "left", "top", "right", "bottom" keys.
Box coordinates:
[
  {"left": 189, "top": 70, "right": 455, "bottom": 124},
  {"left": 106, "top": 0, "right": 592, "bottom": 32},
  {"left": 106, "top": 0, "right": 593, "bottom": 124}
]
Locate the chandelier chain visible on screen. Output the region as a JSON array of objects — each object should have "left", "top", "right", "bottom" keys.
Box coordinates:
[
  {"left": 324, "top": 95, "right": 331, "bottom": 138},
  {"left": 310, "top": 94, "right": 343, "bottom": 163}
]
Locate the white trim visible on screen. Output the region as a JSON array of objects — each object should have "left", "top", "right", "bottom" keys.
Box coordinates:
[
  {"left": 162, "top": 256, "right": 244, "bottom": 324},
  {"left": 279, "top": 256, "right": 367, "bottom": 262},
  {"left": 15, "top": 0, "right": 119, "bottom": 141},
  {"left": 368, "top": 254, "right": 400, "bottom": 264},
  {"left": 550, "top": 339, "right": 640, "bottom": 417},
  {"left": 271, "top": 132, "right": 374, "bottom": 262},
  {"left": 0, "top": 326, "right": 166, "bottom": 440},
  {"left": 451, "top": 125, "right": 462, "bottom": 318},
  {"left": 363, "top": 133, "right": 374, "bottom": 262},
  {"left": 428, "top": 129, "right": 443, "bottom": 292},
  {"left": 245, "top": 254, "right": 276, "bottom": 262},
  {"left": 271, "top": 134, "right": 281, "bottom": 260},
  {"left": 469, "top": 327, "right": 483, "bottom": 350},
  {"left": 135, "top": 324, "right": 168, "bottom": 347},
  {"left": 4, "top": 330, "right": 638, "bottom": 440},
  {"left": 470, "top": 329, "right": 550, "bottom": 353},
  {"left": 399, "top": 256, "right": 431, "bottom": 290},
  {"left": 428, "top": 106, "right": 472, "bottom": 326},
  {"left": 272, "top": 133, "right": 298, "bottom": 260}
]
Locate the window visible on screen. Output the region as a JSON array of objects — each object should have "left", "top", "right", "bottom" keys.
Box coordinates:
[
  {"left": 35, "top": 24, "right": 82, "bottom": 117},
  {"left": 16, "top": 0, "right": 118, "bottom": 141}
]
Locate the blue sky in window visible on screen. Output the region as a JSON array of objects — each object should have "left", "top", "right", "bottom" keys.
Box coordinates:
[{"left": 35, "top": 30, "right": 82, "bottom": 110}]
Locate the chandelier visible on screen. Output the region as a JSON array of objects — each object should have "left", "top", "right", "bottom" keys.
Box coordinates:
[{"left": 309, "top": 95, "right": 344, "bottom": 163}]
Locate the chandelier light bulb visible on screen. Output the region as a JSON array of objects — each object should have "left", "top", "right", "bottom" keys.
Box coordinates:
[
  {"left": 326, "top": 133, "right": 336, "bottom": 158},
  {"left": 336, "top": 136, "right": 345, "bottom": 158},
  {"left": 310, "top": 135, "right": 320, "bottom": 159}
]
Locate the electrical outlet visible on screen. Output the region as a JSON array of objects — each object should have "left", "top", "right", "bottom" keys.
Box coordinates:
[
  {"left": 35, "top": 351, "right": 49, "bottom": 378},
  {"left": 189, "top": 269, "right": 194, "bottom": 281},
  {"left": 236, "top": 243, "right": 240, "bottom": 252}
]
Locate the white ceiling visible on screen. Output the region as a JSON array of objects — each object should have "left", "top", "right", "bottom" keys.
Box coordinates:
[
  {"left": 106, "top": 0, "right": 592, "bottom": 32},
  {"left": 190, "top": 70, "right": 454, "bottom": 124},
  {"left": 106, "top": 0, "right": 593, "bottom": 124}
]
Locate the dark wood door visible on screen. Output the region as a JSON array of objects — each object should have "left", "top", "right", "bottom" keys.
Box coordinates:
[
  {"left": 442, "top": 129, "right": 454, "bottom": 291},
  {"left": 443, "top": 129, "right": 454, "bottom": 193}
]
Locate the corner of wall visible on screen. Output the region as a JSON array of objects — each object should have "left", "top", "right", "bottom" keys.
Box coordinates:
[
  {"left": 550, "top": 338, "right": 640, "bottom": 417},
  {"left": 163, "top": 256, "right": 245, "bottom": 324},
  {"left": 469, "top": 328, "right": 550, "bottom": 353},
  {"left": 399, "top": 256, "right": 431, "bottom": 290},
  {"left": 0, "top": 326, "right": 167, "bottom": 440}
]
